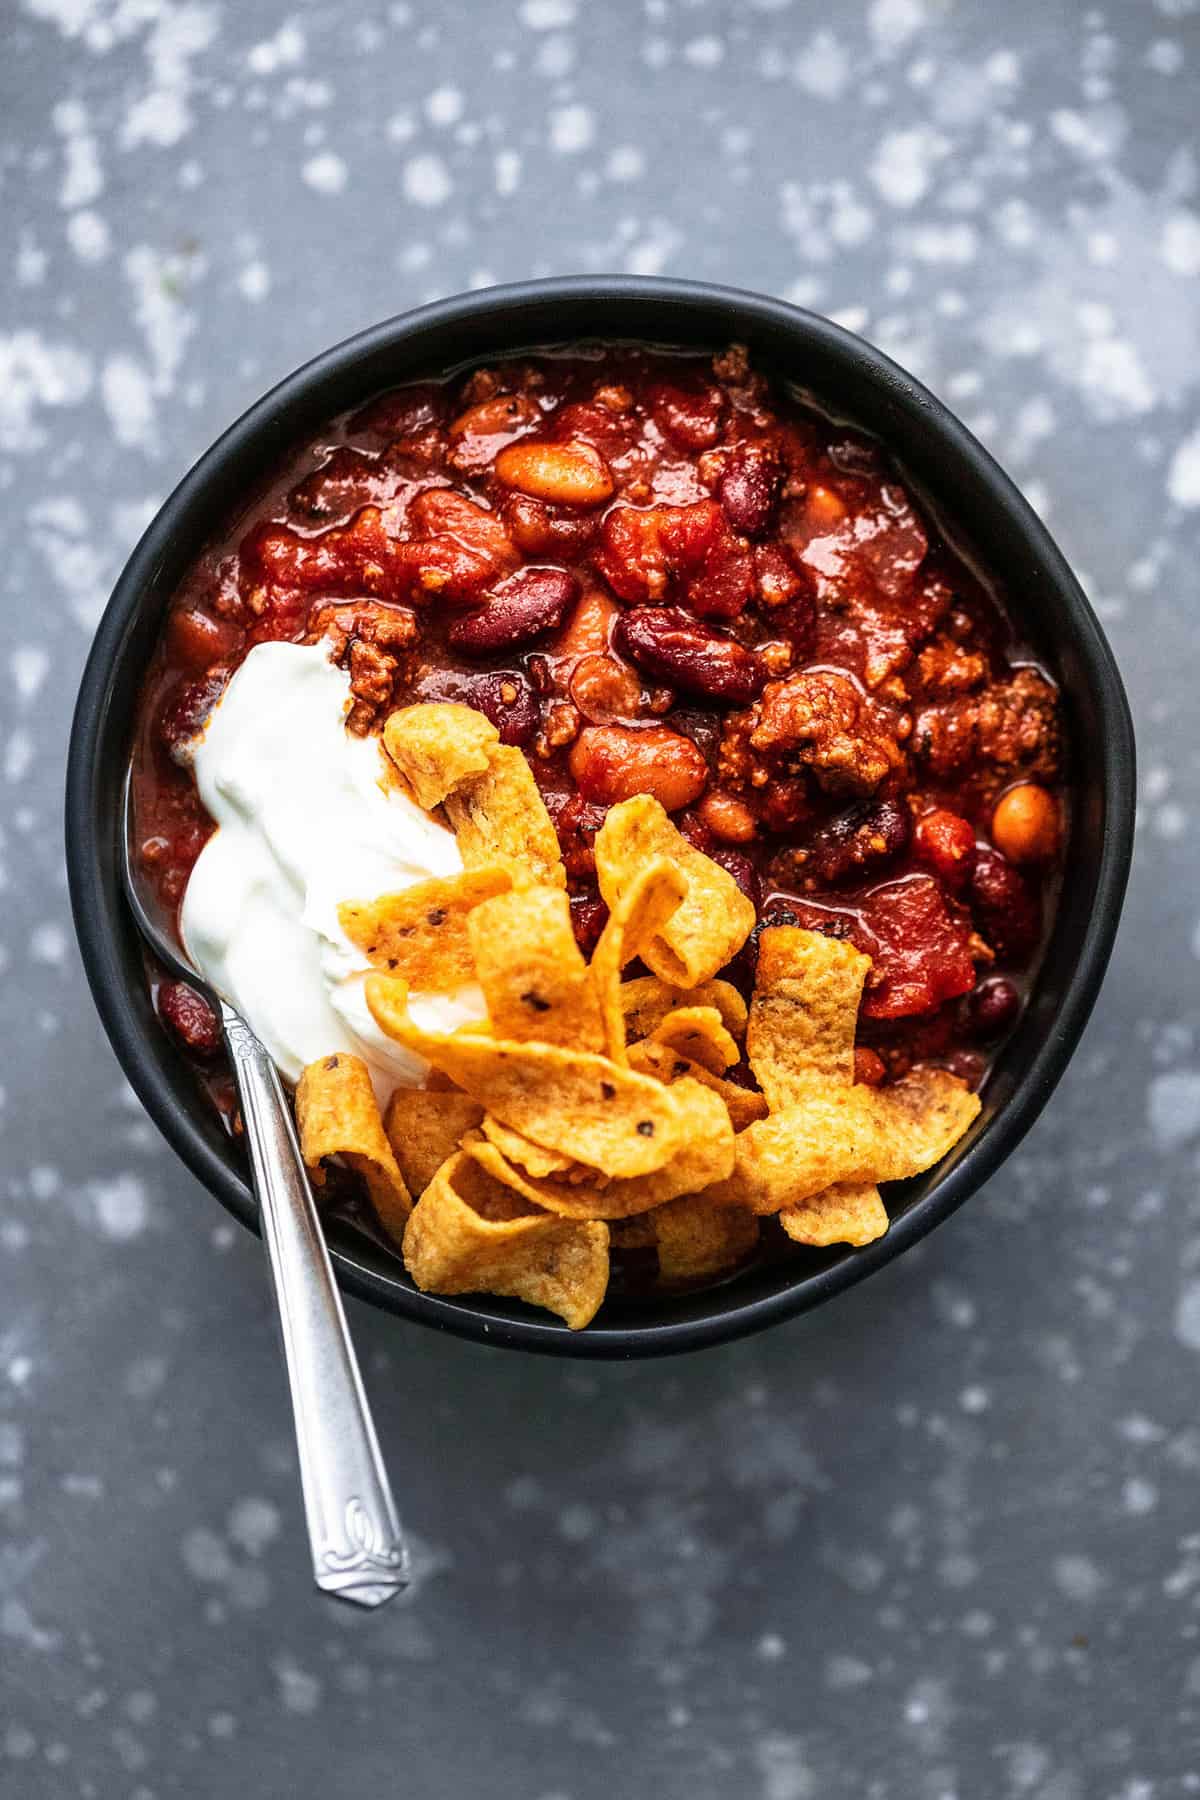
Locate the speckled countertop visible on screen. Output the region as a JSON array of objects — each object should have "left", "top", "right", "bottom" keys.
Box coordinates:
[{"left": 2, "top": 0, "right": 1199, "bottom": 1793}]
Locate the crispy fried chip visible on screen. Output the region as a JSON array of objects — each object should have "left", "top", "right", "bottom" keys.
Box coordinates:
[
  {"left": 627, "top": 1039, "right": 770, "bottom": 1132},
  {"left": 593, "top": 796, "right": 756, "bottom": 987},
  {"left": 403, "top": 1151, "right": 608, "bottom": 1329},
  {"left": 609, "top": 1215, "right": 658, "bottom": 1250},
  {"left": 653, "top": 1193, "right": 760, "bottom": 1283},
  {"left": 443, "top": 744, "right": 566, "bottom": 891},
  {"left": 382, "top": 1087, "right": 484, "bottom": 1197},
  {"left": 468, "top": 885, "right": 604, "bottom": 1050},
  {"left": 465, "top": 1078, "right": 735, "bottom": 1219},
  {"left": 383, "top": 703, "right": 498, "bottom": 809},
  {"left": 591, "top": 858, "right": 688, "bottom": 1062},
  {"left": 339, "top": 867, "right": 511, "bottom": 990},
  {"left": 707, "top": 1069, "right": 981, "bottom": 1215},
  {"left": 779, "top": 1182, "right": 889, "bottom": 1248},
  {"left": 480, "top": 1115, "right": 577, "bottom": 1179},
  {"left": 365, "top": 974, "right": 684, "bottom": 1178},
  {"left": 295, "top": 1052, "right": 412, "bottom": 1238},
  {"left": 747, "top": 926, "right": 871, "bottom": 1110},
  {"left": 620, "top": 976, "right": 748, "bottom": 1045},
  {"left": 646, "top": 1005, "right": 740, "bottom": 1075}
]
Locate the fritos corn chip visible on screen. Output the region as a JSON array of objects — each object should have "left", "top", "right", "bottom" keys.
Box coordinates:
[
  {"left": 653, "top": 1192, "right": 760, "bottom": 1282},
  {"left": 646, "top": 1004, "right": 740, "bottom": 1075},
  {"left": 468, "top": 884, "right": 604, "bottom": 1050},
  {"left": 620, "top": 975, "right": 748, "bottom": 1046},
  {"left": 590, "top": 857, "right": 687, "bottom": 1062},
  {"left": 383, "top": 703, "right": 497, "bottom": 809},
  {"left": 746, "top": 926, "right": 870, "bottom": 1109},
  {"left": 480, "top": 1115, "right": 578, "bottom": 1179},
  {"left": 339, "top": 867, "right": 511, "bottom": 990},
  {"left": 403, "top": 1151, "right": 609, "bottom": 1329},
  {"left": 627, "top": 1038, "right": 770, "bottom": 1132},
  {"left": 465, "top": 1077, "right": 735, "bottom": 1219},
  {"left": 296, "top": 1052, "right": 412, "bottom": 1237},
  {"left": 707, "top": 1069, "right": 981, "bottom": 1215},
  {"left": 594, "top": 796, "right": 756, "bottom": 987},
  {"left": 443, "top": 744, "right": 566, "bottom": 891},
  {"left": 383, "top": 1087, "right": 485, "bottom": 1197},
  {"left": 779, "top": 1182, "right": 889, "bottom": 1248},
  {"left": 365, "top": 974, "right": 685, "bottom": 1178}
]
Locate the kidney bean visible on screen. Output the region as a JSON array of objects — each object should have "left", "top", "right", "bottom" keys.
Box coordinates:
[
  {"left": 448, "top": 568, "right": 579, "bottom": 655},
  {"left": 413, "top": 666, "right": 539, "bottom": 748},
  {"left": 718, "top": 443, "right": 782, "bottom": 538},
  {"left": 914, "top": 808, "right": 977, "bottom": 888},
  {"left": 709, "top": 846, "right": 761, "bottom": 908},
  {"left": 494, "top": 439, "right": 614, "bottom": 507},
  {"left": 569, "top": 890, "right": 609, "bottom": 953},
  {"left": 969, "top": 848, "right": 1041, "bottom": 961},
  {"left": 804, "top": 798, "right": 911, "bottom": 885},
  {"left": 158, "top": 671, "right": 229, "bottom": 762},
  {"left": 158, "top": 980, "right": 222, "bottom": 1057},
  {"left": 568, "top": 724, "right": 709, "bottom": 812},
  {"left": 967, "top": 975, "right": 1021, "bottom": 1040},
  {"left": 613, "top": 608, "right": 767, "bottom": 706}
]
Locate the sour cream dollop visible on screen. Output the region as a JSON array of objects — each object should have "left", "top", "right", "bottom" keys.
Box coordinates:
[{"left": 180, "top": 640, "right": 486, "bottom": 1096}]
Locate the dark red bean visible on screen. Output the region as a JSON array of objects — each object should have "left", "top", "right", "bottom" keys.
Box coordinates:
[
  {"left": 804, "top": 799, "right": 911, "bottom": 885},
  {"left": 158, "top": 980, "right": 222, "bottom": 1057},
  {"left": 447, "top": 567, "right": 579, "bottom": 655},
  {"left": 158, "top": 672, "right": 228, "bottom": 763},
  {"left": 569, "top": 891, "right": 609, "bottom": 953},
  {"left": 613, "top": 607, "right": 767, "bottom": 706},
  {"left": 718, "top": 444, "right": 782, "bottom": 538},
  {"left": 967, "top": 976, "right": 1021, "bottom": 1040},
  {"left": 709, "top": 846, "right": 761, "bottom": 909},
  {"left": 465, "top": 671, "right": 539, "bottom": 747},
  {"left": 969, "top": 849, "right": 1041, "bottom": 961}
]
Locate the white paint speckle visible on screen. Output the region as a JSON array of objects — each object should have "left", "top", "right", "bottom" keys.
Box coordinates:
[
  {"left": 238, "top": 261, "right": 270, "bottom": 302},
  {"left": 403, "top": 152, "right": 452, "bottom": 207},
  {"left": 101, "top": 355, "right": 155, "bottom": 449},
  {"left": 0, "top": 333, "right": 93, "bottom": 453},
  {"left": 1176, "top": 1279, "right": 1200, "bottom": 1351},
  {"left": 684, "top": 34, "right": 724, "bottom": 68},
  {"left": 519, "top": 0, "right": 576, "bottom": 25},
  {"left": 30, "top": 923, "right": 66, "bottom": 966},
  {"left": 10, "top": 648, "right": 49, "bottom": 702},
  {"left": 1162, "top": 211, "right": 1200, "bottom": 276},
  {"left": 425, "top": 84, "right": 463, "bottom": 127},
  {"left": 494, "top": 149, "right": 522, "bottom": 196},
  {"left": 869, "top": 125, "right": 947, "bottom": 208},
  {"left": 1122, "top": 1476, "right": 1158, "bottom": 1515},
  {"left": 246, "top": 20, "right": 306, "bottom": 75},
  {"left": 605, "top": 145, "right": 644, "bottom": 182},
  {"left": 274, "top": 1656, "right": 322, "bottom": 1715},
  {"left": 868, "top": 0, "right": 927, "bottom": 52},
  {"left": 228, "top": 1496, "right": 281, "bottom": 1557},
  {"left": 1167, "top": 427, "right": 1200, "bottom": 508},
  {"left": 548, "top": 103, "right": 594, "bottom": 154},
  {"left": 1052, "top": 1553, "right": 1107, "bottom": 1602},
  {"left": 302, "top": 151, "right": 347, "bottom": 194},
  {"left": 5, "top": 733, "right": 33, "bottom": 784},
  {"left": 1148, "top": 1068, "right": 1200, "bottom": 1148},
  {"left": 793, "top": 30, "right": 849, "bottom": 100},
  {"left": 65, "top": 209, "right": 110, "bottom": 262},
  {"left": 85, "top": 1173, "right": 149, "bottom": 1241}
]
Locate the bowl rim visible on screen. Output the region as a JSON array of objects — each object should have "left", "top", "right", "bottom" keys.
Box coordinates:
[{"left": 66, "top": 274, "right": 1136, "bottom": 1359}]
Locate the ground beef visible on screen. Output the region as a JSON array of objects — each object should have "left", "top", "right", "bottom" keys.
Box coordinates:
[
  {"left": 746, "top": 669, "right": 904, "bottom": 798},
  {"left": 912, "top": 668, "right": 1061, "bottom": 782}
]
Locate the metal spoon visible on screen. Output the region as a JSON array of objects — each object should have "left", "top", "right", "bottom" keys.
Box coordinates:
[{"left": 121, "top": 767, "right": 408, "bottom": 1608}]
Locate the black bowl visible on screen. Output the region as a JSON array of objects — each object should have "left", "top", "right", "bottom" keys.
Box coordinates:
[{"left": 66, "top": 277, "right": 1135, "bottom": 1358}]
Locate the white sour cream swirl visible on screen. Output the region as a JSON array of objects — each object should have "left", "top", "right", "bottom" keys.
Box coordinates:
[{"left": 179, "top": 640, "right": 485, "bottom": 1097}]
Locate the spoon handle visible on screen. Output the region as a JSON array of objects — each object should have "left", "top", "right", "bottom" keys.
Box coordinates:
[{"left": 223, "top": 1009, "right": 409, "bottom": 1608}]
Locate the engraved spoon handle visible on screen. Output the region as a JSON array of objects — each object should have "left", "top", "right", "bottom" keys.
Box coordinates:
[{"left": 223, "top": 1008, "right": 409, "bottom": 1608}]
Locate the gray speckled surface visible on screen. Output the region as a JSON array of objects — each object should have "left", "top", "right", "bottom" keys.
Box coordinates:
[{"left": 3, "top": 0, "right": 1199, "bottom": 1793}]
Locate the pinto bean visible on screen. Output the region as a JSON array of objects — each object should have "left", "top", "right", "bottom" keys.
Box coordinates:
[
  {"left": 991, "top": 783, "right": 1059, "bottom": 865},
  {"left": 568, "top": 724, "right": 709, "bottom": 812},
  {"left": 447, "top": 568, "right": 579, "bottom": 655},
  {"left": 696, "top": 788, "right": 759, "bottom": 844},
  {"left": 568, "top": 654, "right": 644, "bottom": 725},
  {"left": 613, "top": 608, "right": 767, "bottom": 706},
  {"left": 494, "top": 439, "right": 614, "bottom": 507}
]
